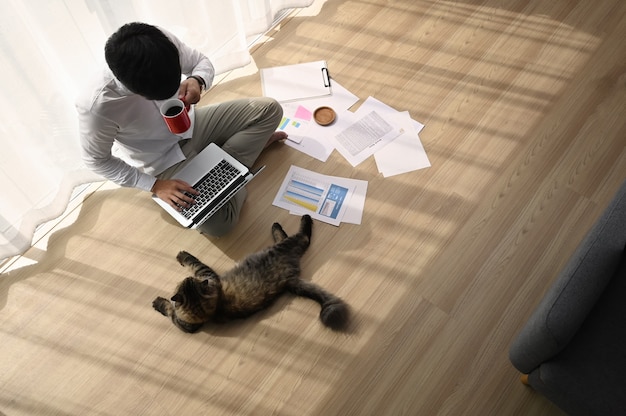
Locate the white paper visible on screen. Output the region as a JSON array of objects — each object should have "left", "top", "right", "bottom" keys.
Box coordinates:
[
  {"left": 331, "top": 110, "right": 403, "bottom": 167},
  {"left": 287, "top": 80, "right": 360, "bottom": 114},
  {"left": 276, "top": 104, "right": 312, "bottom": 144},
  {"left": 261, "top": 60, "right": 331, "bottom": 102},
  {"left": 374, "top": 113, "right": 431, "bottom": 177},
  {"left": 290, "top": 177, "right": 367, "bottom": 225},
  {"left": 273, "top": 166, "right": 367, "bottom": 226},
  {"left": 282, "top": 81, "right": 360, "bottom": 162},
  {"left": 336, "top": 178, "right": 367, "bottom": 224},
  {"left": 356, "top": 96, "right": 424, "bottom": 134},
  {"left": 353, "top": 97, "right": 430, "bottom": 176}
]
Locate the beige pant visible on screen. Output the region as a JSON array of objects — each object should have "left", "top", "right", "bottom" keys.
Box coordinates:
[{"left": 157, "top": 97, "right": 283, "bottom": 237}]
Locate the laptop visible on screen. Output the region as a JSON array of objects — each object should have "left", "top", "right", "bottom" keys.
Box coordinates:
[{"left": 152, "top": 143, "right": 265, "bottom": 229}]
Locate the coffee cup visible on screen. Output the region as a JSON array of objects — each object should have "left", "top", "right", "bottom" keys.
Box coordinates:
[{"left": 160, "top": 98, "right": 191, "bottom": 134}]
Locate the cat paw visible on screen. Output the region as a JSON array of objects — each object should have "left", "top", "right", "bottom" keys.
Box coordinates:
[
  {"left": 271, "top": 222, "right": 287, "bottom": 242},
  {"left": 176, "top": 250, "right": 193, "bottom": 265},
  {"left": 152, "top": 296, "right": 169, "bottom": 316}
]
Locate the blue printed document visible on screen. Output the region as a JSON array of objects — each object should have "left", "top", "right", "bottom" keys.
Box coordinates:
[{"left": 273, "top": 165, "right": 368, "bottom": 226}]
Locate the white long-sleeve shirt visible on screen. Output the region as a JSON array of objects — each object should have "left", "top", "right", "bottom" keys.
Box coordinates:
[{"left": 76, "top": 28, "right": 215, "bottom": 192}]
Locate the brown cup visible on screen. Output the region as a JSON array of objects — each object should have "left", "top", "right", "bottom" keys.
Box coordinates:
[{"left": 313, "top": 106, "right": 336, "bottom": 126}]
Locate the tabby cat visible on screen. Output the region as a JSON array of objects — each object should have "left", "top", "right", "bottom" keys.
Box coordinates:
[{"left": 152, "top": 215, "right": 349, "bottom": 333}]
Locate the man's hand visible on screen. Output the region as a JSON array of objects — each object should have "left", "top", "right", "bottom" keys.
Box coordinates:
[
  {"left": 178, "top": 78, "right": 202, "bottom": 106},
  {"left": 151, "top": 179, "right": 199, "bottom": 211}
]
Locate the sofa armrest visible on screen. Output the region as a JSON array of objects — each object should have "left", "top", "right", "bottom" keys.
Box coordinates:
[{"left": 510, "top": 179, "right": 626, "bottom": 374}]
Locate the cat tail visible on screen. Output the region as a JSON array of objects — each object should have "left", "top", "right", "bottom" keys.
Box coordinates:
[{"left": 289, "top": 280, "right": 350, "bottom": 331}]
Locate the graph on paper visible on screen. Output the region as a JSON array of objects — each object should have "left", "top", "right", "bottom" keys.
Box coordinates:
[
  {"left": 279, "top": 171, "right": 349, "bottom": 221},
  {"left": 273, "top": 165, "right": 367, "bottom": 226}
]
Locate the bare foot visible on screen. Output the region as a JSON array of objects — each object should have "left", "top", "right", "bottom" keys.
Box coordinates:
[{"left": 264, "top": 131, "right": 288, "bottom": 148}]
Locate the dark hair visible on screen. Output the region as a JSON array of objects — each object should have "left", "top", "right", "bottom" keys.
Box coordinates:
[{"left": 105, "top": 22, "right": 181, "bottom": 100}]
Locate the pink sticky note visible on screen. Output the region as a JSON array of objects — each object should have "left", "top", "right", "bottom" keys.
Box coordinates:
[{"left": 294, "top": 105, "right": 313, "bottom": 121}]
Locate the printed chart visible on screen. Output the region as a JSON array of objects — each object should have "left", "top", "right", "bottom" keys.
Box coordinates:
[
  {"left": 283, "top": 174, "right": 349, "bottom": 220},
  {"left": 273, "top": 166, "right": 365, "bottom": 226}
]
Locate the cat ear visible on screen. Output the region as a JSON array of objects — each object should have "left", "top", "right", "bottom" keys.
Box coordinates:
[
  {"left": 200, "top": 279, "right": 213, "bottom": 292},
  {"left": 204, "top": 277, "right": 222, "bottom": 287},
  {"left": 171, "top": 293, "right": 184, "bottom": 303},
  {"left": 200, "top": 278, "right": 220, "bottom": 294}
]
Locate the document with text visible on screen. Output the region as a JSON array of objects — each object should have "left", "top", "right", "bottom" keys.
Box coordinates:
[{"left": 331, "top": 109, "right": 403, "bottom": 167}]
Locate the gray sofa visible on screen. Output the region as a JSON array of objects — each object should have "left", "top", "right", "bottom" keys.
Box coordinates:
[{"left": 509, "top": 178, "right": 626, "bottom": 416}]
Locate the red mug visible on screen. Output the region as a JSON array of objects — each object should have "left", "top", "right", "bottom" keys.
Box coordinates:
[{"left": 160, "top": 98, "right": 191, "bottom": 134}]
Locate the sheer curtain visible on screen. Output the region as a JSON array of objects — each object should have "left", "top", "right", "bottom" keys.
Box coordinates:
[{"left": 0, "top": 0, "right": 313, "bottom": 261}]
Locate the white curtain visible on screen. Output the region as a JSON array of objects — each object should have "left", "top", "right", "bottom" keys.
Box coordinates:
[{"left": 0, "top": 0, "right": 313, "bottom": 262}]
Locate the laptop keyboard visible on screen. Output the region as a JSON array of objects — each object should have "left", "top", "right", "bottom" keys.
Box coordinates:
[{"left": 180, "top": 160, "right": 240, "bottom": 219}]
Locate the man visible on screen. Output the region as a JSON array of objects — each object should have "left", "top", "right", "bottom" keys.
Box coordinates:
[{"left": 76, "top": 22, "right": 286, "bottom": 236}]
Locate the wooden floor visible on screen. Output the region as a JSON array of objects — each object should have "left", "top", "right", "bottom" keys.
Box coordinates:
[{"left": 2, "top": 0, "right": 625, "bottom": 414}]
